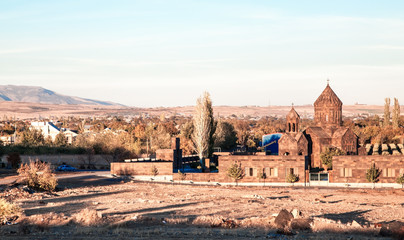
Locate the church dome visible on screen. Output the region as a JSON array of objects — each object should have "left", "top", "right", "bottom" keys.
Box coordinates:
[
  {"left": 287, "top": 106, "right": 300, "bottom": 120},
  {"left": 314, "top": 83, "right": 342, "bottom": 107}
]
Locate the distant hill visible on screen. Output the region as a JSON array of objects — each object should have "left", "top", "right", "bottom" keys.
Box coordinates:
[{"left": 0, "top": 85, "right": 122, "bottom": 106}]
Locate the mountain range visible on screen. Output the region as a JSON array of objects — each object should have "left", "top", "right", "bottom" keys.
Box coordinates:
[{"left": 0, "top": 85, "right": 121, "bottom": 106}]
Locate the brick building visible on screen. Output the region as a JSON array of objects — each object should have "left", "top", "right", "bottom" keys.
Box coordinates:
[
  {"left": 279, "top": 83, "right": 358, "bottom": 169},
  {"left": 111, "top": 82, "right": 403, "bottom": 187}
]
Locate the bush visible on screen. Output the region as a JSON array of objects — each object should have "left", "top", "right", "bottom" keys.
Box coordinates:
[
  {"left": 227, "top": 162, "right": 244, "bottom": 185},
  {"left": 320, "top": 147, "right": 344, "bottom": 170},
  {"left": 0, "top": 198, "right": 22, "bottom": 225},
  {"left": 286, "top": 173, "right": 299, "bottom": 183},
  {"left": 17, "top": 160, "right": 58, "bottom": 192},
  {"left": 258, "top": 172, "right": 266, "bottom": 181},
  {"left": 396, "top": 174, "right": 404, "bottom": 187},
  {"left": 150, "top": 165, "right": 159, "bottom": 177},
  {"left": 73, "top": 208, "right": 102, "bottom": 226},
  {"left": 178, "top": 170, "right": 186, "bottom": 181},
  {"left": 366, "top": 163, "right": 380, "bottom": 183}
]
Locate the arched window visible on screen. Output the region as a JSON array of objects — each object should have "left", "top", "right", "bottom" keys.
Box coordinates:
[
  {"left": 292, "top": 123, "right": 296, "bottom": 132},
  {"left": 288, "top": 123, "right": 291, "bottom": 132}
]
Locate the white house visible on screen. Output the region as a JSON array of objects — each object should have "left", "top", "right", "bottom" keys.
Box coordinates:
[{"left": 31, "top": 121, "right": 61, "bottom": 141}]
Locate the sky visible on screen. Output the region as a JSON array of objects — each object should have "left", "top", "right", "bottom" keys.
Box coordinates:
[{"left": 1, "top": 0, "right": 404, "bottom": 107}]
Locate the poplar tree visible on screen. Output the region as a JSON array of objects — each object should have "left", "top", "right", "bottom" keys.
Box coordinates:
[
  {"left": 392, "top": 98, "right": 400, "bottom": 129},
  {"left": 192, "top": 92, "right": 215, "bottom": 165},
  {"left": 383, "top": 98, "right": 391, "bottom": 127}
]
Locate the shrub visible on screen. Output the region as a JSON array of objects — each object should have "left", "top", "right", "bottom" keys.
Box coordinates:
[
  {"left": 178, "top": 170, "right": 186, "bottom": 181},
  {"left": 17, "top": 160, "right": 58, "bottom": 192},
  {"left": 320, "top": 147, "right": 344, "bottom": 170},
  {"left": 366, "top": 163, "right": 380, "bottom": 183},
  {"left": 227, "top": 162, "right": 244, "bottom": 186},
  {"left": 7, "top": 152, "right": 21, "bottom": 169},
  {"left": 73, "top": 208, "right": 102, "bottom": 226},
  {"left": 396, "top": 174, "right": 404, "bottom": 187},
  {"left": 286, "top": 173, "right": 299, "bottom": 183},
  {"left": 0, "top": 198, "right": 22, "bottom": 225},
  {"left": 150, "top": 165, "right": 159, "bottom": 177}
]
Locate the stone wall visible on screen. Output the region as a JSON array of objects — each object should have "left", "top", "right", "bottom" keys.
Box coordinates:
[
  {"left": 1, "top": 154, "right": 112, "bottom": 169},
  {"left": 111, "top": 161, "right": 173, "bottom": 176},
  {"left": 173, "top": 172, "right": 221, "bottom": 182},
  {"left": 218, "top": 155, "right": 306, "bottom": 183},
  {"left": 332, "top": 155, "right": 404, "bottom": 183},
  {"left": 156, "top": 149, "right": 175, "bottom": 161}
]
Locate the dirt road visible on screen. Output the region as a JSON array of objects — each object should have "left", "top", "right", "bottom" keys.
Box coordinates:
[{"left": 1, "top": 173, "right": 403, "bottom": 239}]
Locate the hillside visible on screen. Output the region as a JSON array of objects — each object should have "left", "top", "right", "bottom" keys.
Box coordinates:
[
  {"left": 0, "top": 101, "right": 393, "bottom": 120},
  {"left": 0, "top": 85, "right": 121, "bottom": 106}
]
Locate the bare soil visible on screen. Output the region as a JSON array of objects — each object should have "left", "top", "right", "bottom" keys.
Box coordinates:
[
  {"left": 0, "top": 101, "right": 394, "bottom": 119},
  {"left": 1, "top": 173, "right": 403, "bottom": 239}
]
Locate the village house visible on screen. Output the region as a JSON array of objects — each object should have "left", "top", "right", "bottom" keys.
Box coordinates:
[{"left": 31, "top": 121, "right": 78, "bottom": 144}]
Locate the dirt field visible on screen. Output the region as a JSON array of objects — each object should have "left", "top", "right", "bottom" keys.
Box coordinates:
[
  {"left": 0, "top": 101, "right": 394, "bottom": 119},
  {"left": 1, "top": 173, "right": 404, "bottom": 239}
]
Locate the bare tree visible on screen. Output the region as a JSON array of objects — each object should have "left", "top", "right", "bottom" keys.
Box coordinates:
[
  {"left": 392, "top": 98, "right": 400, "bottom": 129},
  {"left": 192, "top": 92, "right": 215, "bottom": 165},
  {"left": 383, "top": 98, "right": 391, "bottom": 127}
]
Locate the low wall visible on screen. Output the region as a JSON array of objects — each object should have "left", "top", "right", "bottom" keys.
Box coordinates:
[
  {"left": 0, "top": 154, "right": 112, "bottom": 169},
  {"left": 332, "top": 155, "right": 404, "bottom": 183},
  {"left": 111, "top": 161, "right": 173, "bottom": 175},
  {"left": 173, "top": 172, "right": 222, "bottom": 182},
  {"left": 218, "top": 155, "right": 306, "bottom": 183}
]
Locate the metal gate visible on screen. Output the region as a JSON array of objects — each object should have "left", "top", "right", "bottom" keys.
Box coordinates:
[{"left": 309, "top": 172, "right": 329, "bottom": 186}]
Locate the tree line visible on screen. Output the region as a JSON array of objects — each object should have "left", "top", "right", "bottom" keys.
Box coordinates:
[{"left": 0, "top": 96, "right": 403, "bottom": 160}]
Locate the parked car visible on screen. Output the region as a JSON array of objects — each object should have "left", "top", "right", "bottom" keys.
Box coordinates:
[{"left": 56, "top": 165, "right": 76, "bottom": 172}]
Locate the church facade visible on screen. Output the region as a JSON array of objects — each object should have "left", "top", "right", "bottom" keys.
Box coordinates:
[
  {"left": 112, "top": 83, "right": 404, "bottom": 186},
  {"left": 279, "top": 83, "right": 358, "bottom": 170}
]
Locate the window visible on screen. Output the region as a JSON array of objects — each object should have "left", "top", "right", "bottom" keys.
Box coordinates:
[
  {"left": 383, "top": 168, "right": 395, "bottom": 177},
  {"left": 244, "top": 167, "right": 257, "bottom": 177},
  {"left": 245, "top": 167, "right": 250, "bottom": 177},
  {"left": 340, "top": 168, "right": 352, "bottom": 177},
  {"left": 265, "top": 167, "right": 278, "bottom": 177},
  {"left": 286, "top": 168, "right": 297, "bottom": 175}
]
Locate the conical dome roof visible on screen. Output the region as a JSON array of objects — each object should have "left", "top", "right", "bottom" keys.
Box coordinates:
[
  {"left": 287, "top": 106, "right": 300, "bottom": 120},
  {"left": 314, "top": 83, "right": 342, "bottom": 107}
]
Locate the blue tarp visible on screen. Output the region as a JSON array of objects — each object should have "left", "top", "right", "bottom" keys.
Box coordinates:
[{"left": 261, "top": 133, "right": 282, "bottom": 155}]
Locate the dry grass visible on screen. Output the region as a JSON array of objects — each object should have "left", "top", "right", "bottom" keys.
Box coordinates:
[
  {"left": 73, "top": 208, "right": 103, "bottom": 226},
  {"left": 192, "top": 215, "right": 226, "bottom": 227},
  {"left": 17, "top": 160, "right": 57, "bottom": 192},
  {"left": 164, "top": 216, "right": 190, "bottom": 224},
  {"left": 0, "top": 198, "right": 22, "bottom": 225},
  {"left": 2, "top": 176, "right": 403, "bottom": 239},
  {"left": 239, "top": 216, "right": 273, "bottom": 228},
  {"left": 18, "top": 212, "right": 69, "bottom": 233}
]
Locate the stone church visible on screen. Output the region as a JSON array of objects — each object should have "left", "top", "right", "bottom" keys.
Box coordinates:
[{"left": 279, "top": 83, "right": 358, "bottom": 169}]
